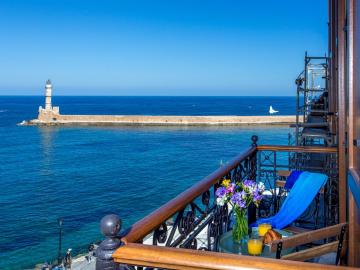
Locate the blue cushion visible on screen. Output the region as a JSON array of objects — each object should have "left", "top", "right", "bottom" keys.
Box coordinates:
[
  {"left": 284, "top": 170, "right": 304, "bottom": 190},
  {"left": 252, "top": 172, "right": 328, "bottom": 229}
]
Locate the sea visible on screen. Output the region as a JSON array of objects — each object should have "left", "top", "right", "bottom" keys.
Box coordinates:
[{"left": 0, "top": 96, "right": 295, "bottom": 269}]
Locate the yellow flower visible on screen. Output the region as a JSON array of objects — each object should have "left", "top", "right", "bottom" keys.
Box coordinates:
[{"left": 222, "top": 179, "right": 231, "bottom": 187}]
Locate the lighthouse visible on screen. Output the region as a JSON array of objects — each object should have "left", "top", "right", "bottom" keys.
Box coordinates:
[
  {"left": 38, "top": 80, "right": 60, "bottom": 121},
  {"left": 45, "top": 79, "right": 52, "bottom": 111}
]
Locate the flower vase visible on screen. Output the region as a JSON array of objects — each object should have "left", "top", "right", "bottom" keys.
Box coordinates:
[{"left": 232, "top": 207, "right": 248, "bottom": 242}]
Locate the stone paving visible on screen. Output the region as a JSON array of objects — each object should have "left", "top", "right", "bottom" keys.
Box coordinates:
[{"left": 71, "top": 256, "right": 96, "bottom": 270}]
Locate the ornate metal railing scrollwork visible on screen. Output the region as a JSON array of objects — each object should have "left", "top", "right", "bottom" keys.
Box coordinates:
[
  {"left": 153, "top": 222, "right": 167, "bottom": 245},
  {"left": 147, "top": 151, "right": 257, "bottom": 253}
]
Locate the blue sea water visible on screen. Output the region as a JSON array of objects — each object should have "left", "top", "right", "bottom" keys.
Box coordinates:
[{"left": 0, "top": 96, "right": 294, "bottom": 269}]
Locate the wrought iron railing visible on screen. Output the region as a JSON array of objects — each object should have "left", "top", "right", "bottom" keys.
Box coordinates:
[
  {"left": 123, "top": 137, "right": 258, "bottom": 248},
  {"left": 256, "top": 145, "right": 339, "bottom": 228},
  {"left": 95, "top": 137, "right": 340, "bottom": 270}
]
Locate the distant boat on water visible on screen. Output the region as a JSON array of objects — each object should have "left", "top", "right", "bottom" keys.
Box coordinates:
[{"left": 269, "top": 105, "right": 279, "bottom": 114}]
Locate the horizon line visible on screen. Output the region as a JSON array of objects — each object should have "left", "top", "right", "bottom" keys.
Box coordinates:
[{"left": 0, "top": 94, "right": 298, "bottom": 97}]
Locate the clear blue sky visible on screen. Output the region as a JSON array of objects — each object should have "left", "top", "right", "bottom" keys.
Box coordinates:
[{"left": 0, "top": 0, "right": 328, "bottom": 96}]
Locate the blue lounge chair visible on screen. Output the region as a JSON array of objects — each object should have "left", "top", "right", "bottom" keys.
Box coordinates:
[{"left": 252, "top": 172, "right": 328, "bottom": 229}]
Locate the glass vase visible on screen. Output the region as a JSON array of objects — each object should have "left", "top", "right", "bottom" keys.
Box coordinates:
[{"left": 232, "top": 207, "right": 248, "bottom": 242}]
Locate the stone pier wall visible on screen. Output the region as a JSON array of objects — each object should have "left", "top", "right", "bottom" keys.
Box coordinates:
[{"left": 23, "top": 113, "right": 299, "bottom": 126}]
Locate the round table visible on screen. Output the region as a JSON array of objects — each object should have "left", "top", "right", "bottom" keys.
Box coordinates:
[{"left": 218, "top": 228, "right": 293, "bottom": 258}]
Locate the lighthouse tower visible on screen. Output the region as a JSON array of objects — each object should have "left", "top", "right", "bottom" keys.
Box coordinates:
[
  {"left": 38, "top": 80, "right": 60, "bottom": 121},
  {"left": 45, "top": 79, "right": 52, "bottom": 111}
]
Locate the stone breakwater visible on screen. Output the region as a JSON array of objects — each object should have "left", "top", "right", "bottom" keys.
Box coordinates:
[{"left": 20, "top": 114, "right": 299, "bottom": 126}]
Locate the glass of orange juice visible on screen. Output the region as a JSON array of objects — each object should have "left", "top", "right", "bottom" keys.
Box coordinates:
[
  {"left": 258, "top": 223, "right": 272, "bottom": 237},
  {"left": 247, "top": 238, "right": 263, "bottom": 256}
]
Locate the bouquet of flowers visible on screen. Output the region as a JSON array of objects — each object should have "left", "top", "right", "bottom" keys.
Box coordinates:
[{"left": 215, "top": 179, "right": 265, "bottom": 241}]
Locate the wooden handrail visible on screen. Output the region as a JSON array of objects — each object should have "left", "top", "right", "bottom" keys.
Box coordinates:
[
  {"left": 257, "top": 145, "right": 338, "bottom": 153},
  {"left": 270, "top": 223, "right": 348, "bottom": 252},
  {"left": 122, "top": 146, "right": 257, "bottom": 243},
  {"left": 113, "top": 243, "right": 356, "bottom": 270}
]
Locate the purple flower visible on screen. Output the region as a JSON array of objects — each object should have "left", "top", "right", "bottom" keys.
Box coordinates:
[
  {"left": 231, "top": 192, "right": 246, "bottom": 208},
  {"left": 253, "top": 194, "right": 262, "bottom": 202},
  {"left": 244, "top": 179, "right": 254, "bottom": 186},
  {"left": 216, "top": 187, "right": 227, "bottom": 198},
  {"left": 227, "top": 183, "right": 235, "bottom": 193},
  {"left": 252, "top": 186, "right": 262, "bottom": 200}
]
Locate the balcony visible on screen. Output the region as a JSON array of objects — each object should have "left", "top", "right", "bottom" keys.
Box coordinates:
[{"left": 93, "top": 136, "right": 355, "bottom": 270}]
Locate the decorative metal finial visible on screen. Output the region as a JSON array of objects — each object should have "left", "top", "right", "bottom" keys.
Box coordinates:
[
  {"left": 96, "top": 214, "right": 122, "bottom": 270},
  {"left": 100, "top": 214, "right": 121, "bottom": 237},
  {"left": 251, "top": 135, "right": 258, "bottom": 147}
]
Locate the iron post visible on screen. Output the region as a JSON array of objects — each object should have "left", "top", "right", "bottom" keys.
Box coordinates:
[
  {"left": 251, "top": 135, "right": 258, "bottom": 147},
  {"left": 96, "top": 214, "right": 122, "bottom": 270},
  {"left": 248, "top": 135, "right": 258, "bottom": 225},
  {"left": 57, "top": 218, "right": 63, "bottom": 265}
]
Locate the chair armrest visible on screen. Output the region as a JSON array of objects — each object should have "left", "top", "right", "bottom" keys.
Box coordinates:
[
  {"left": 281, "top": 241, "right": 339, "bottom": 261},
  {"left": 270, "top": 223, "right": 348, "bottom": 252},
  {"left": 278, "top": 170, "right": 291, "bottom": 177},
  {"left": 283, "top": 226, "right": 312, "bottom": 235},
  {"left": 275, "top": 180, "right": 286, "bottom": 188}
]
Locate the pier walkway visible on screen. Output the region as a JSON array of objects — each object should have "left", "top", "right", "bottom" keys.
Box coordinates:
[{"left": 22, "top": 115, "right": 299, "bottom": 126}]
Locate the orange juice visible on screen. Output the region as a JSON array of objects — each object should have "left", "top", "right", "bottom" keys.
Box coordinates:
[
  {"left": 258, "top": 223, "right": 272, "bottom": 236},
  {"left": 248, "top": 239, "right": 263, "bottom": 255}
]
